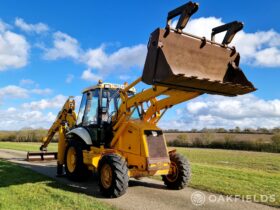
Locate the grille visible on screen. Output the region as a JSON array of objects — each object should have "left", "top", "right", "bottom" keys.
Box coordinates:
[{"left": 145, "top": 130, "right": 168, "bottom": 158}]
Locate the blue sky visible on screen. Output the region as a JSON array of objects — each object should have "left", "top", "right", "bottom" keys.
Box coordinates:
[{"left": 0, "top": 0, "right": 280, "bottom": 130}]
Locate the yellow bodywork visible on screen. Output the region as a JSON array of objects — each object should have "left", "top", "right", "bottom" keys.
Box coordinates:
[
  {"left": 43, "top": 80, "right": 200, "bottom": 178},
  {"left": 82, "top": 120, "right": 171, "bottom": 177},
  {"left": 79, "top": 79, "right": 200, "bottom": 178}
]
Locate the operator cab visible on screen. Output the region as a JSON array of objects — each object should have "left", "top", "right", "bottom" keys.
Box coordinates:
[{"left": 76, "top": 81, "right": 136, "bottom": 147}]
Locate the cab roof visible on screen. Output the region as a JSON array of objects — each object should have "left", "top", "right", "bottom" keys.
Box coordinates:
[{"left": 82, "top": 82, "right": 136, "bottom": 94}]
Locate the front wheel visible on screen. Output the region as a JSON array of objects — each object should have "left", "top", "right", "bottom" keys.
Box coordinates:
[
  {"left": 65, "top": 140, "right": 91, "bottom": 181},
  {"left": 162, "top": 152, "right": 191, "bottom": 190},
  {"left": 98, "top": 154, "right": 129, "bottom": 198}
]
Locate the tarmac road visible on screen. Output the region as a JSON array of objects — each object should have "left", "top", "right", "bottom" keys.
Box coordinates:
[{"left": 0, "top": 149, "right": 278, "bottom": 210}]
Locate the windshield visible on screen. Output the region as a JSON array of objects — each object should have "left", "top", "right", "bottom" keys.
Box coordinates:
[
  {"left": 114, "top": 90, "right": 140, "bottom": 120},
  {"left": 77, "top": 88, "right": 140, "bottom": 126}
]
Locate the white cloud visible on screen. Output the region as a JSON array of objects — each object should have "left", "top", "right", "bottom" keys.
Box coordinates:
[
  {"left": 0, "top": 108, "right": 56, "bottom": 130},
  {"left": 66, "top": 74, "right": 74, "bottom": 83},
  {"left": 181, "top": 17, "right": 280, "bottom": 67},
  {"left": 15, "top": 18, "right": 49, "bottom": 34},
  {"left": 0, "top": 24, "right": 30, "bottom": 70},
  {"left": 0, "top": 20, "right": 9, "bottom": 32},
  {"left": 0, "top": 85, "right": 29, "bottom": 99},
  {"left": 20, "top": 79, "right": 35, "bottom": 86},
  {"left": 160, "top": 94, "right": 280, "bottom": 130},
  {"left": 81, "top": 44, "right": 146, "bottom": 80},
  {"left": 0, "top": 85, "right": 53, "bottom": 102},
  {"left": 81, "top": 68, "right": 101, "bottom": 82},
  {"left": 183, "top": 17, "right": 225, "bottom": 41},
  {"left": 43, "top": 31, "right": 146, "bottom": 80},
  {"left": 187, "top": 101, "right": 208, "bottom": 114},
  {"left": 43, "top": 31, "right": 80, "bottom": 60},
  {"left": 0, "top": 94, "right": 82, "bottom": 130},
  {"left": 119, "top": 75, "right": 131, "bottom": 81},
  {"left": 22, "top": 94, "right": 68, "bottom": 110},
  {"left": 82, "top": 44, "right": 146, "bottom": 71},
  {"left": 233, "top": 30, "right": 280, "bottom": 67},
  {"left": 254, "top": 47, "right": 280, "bottom": 67},
  {"left": 30, "top": 88, "right": 52, "bottom": 95},
  {"left": 7, "top": 107, "right": 16, "bottom": 112}
]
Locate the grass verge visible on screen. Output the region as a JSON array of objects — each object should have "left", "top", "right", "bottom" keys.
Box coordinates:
[
  {"left": 176, "top": 148, "right": 280, "bottom": 207},
  {"left": 1, "top": 142, "right": 279, "bottom": 207},
  {"left": 0, "top": 159, "right": 114, "bottom": 210},
  {"left": 0, "top": 142, "right": 57, "bottom": 152}
]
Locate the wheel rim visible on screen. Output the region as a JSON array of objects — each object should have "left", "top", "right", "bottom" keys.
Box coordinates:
[
  {"left": 67, "top": 147, "right": 77, "bottom": 173},
  {"left": 166, "top": 161, "right": 178, "bottom": 182},
  {"left": 101, "top": 164, "right": 113, "bottom": 189}
]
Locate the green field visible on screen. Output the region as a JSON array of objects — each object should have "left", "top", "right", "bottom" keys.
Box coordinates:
[
  {"left": 0, "top": 160, "right": 114, "bottom": 210},
  {"left": 0, "top": 142, "right": 57, "bottom": 152},
  {"left": 0, "top": 142, "right": 279, "bottom": 207},
  {"left": 176, "top": 148, "right": 280, "bottom": 207}
]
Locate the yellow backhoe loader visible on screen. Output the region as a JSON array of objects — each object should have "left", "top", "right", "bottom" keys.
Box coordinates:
[{"left": 27, "top": 1, "right": 256, "bottom": 197}]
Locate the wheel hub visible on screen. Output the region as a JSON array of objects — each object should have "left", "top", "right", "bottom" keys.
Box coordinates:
[
  {"left": 166, "top": 161, "right": 178, "bottom": 182},
  {"left": 67, "top": 147, "right": 77, "bottom": 173},
  {"left": 101, "top": 164, "right": 113, "bottom": 189}
]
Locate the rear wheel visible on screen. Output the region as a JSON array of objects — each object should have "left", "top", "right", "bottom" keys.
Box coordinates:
[
  {"left": 65, "top": 140, "right": 91, "bottom": 181},
  {"left": 162, "top": 152, "right": 191, "bottom": 190},
  {"left": 98, "top": 154, "right": 129, "bottom": 198}
]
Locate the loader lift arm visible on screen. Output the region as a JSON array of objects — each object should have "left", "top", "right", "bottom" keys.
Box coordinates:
[
  {"left": 114, "top": 78, "right": 201, "bottom": 126},
  {"left": 110, "top": 78, "right": 201, "bottom": 147}
]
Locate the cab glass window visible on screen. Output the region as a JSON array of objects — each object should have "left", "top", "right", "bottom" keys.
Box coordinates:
[
  {"left": 83, "top": 90, "right": 99, "bottom": 126},
  {"left": 76, "top": 93, "right": 87, "bottom": 125}
]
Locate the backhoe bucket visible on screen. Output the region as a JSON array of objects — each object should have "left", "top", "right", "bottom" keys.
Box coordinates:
[
  {"left": 26, "top": 151, "right": 57, "bottom": 161},
  {"left": 142, "top": 2, "right": 256, "bottom": 96}
]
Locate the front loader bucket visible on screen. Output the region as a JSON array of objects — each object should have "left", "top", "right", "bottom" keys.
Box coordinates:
[
  {"left": 142, "top": 2, "right": 256, "bottom": 96},
  {"left": 26, "top": 151, "right": 57, "bottom": 161}
]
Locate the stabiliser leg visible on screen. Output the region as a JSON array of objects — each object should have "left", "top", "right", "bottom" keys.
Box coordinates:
[{"left": 56, "top": 163, "right": 64, "bottom": 177}]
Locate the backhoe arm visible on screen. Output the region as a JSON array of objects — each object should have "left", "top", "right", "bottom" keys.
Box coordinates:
[{"left": 40, "top": 97, "right": 77, "bottom": 151}]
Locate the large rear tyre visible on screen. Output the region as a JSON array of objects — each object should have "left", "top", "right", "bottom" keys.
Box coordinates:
[
  {"left": 98, "top": 154, "right": 129, "bottom": 198},
  {"left": 65, "top": 140, "right": 91, "bottom": 181},
  {"left": 162, "top": 152, "right": 191, "bottom": 190}
]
